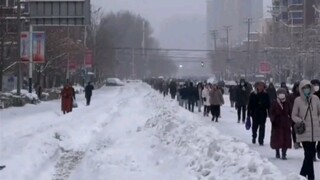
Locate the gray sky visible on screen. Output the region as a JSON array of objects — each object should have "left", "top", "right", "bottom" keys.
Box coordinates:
[{"left": 92, "top": 0, "right": 272, "bottom": 49}]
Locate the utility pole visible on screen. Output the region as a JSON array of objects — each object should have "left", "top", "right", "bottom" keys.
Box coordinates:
[
  {"left": 245, "top": 18, "right": 253, "bottom": 75},
  {"left": 0, "top": 0, "right": 4, "bottom": 91},
  {"left": 224, "top": 25, "right": 231, "bottom": 60},
  {"left": 16, "top": 0, "right": 22, "bottom": 95},
  {"left": 132, "top": 48, "right": 135, "bottom": 79},
  {"left": 142, "top": 20, "right": 146, "bottom": 78},
  {"left": 210, "top": 30, "right": 218, "bottom": 51},
  {"left": 224, "top": 25, "right": 231, "bottom": 80}
]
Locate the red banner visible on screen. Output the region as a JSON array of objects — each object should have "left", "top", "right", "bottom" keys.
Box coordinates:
[
  {"left": 69, "top": 58, "right": 77, "bottom": 73},
  {"left": 85, "top": 50, "right": 93, "bottom": 68},
  {"left": 259, "top": 62, "right": 271, "bottom": 74}
]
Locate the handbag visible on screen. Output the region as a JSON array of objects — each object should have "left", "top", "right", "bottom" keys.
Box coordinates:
[{"left": 294, "top": 100, "right": 311, "bottom": 135}]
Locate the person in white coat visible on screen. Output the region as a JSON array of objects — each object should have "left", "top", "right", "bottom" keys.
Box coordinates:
[
  {"left": 202, "top": 84, "right": 211, "bottom": 116},
  {"left": 292, "top": 80, "right": 320, "bottom": 180}
]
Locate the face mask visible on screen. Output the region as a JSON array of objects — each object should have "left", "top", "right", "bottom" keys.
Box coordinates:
[
  {"left": 278, "top": 94, "right": 286, "bottom": 99},
  {"left": 303, "top": 88, "right": 311, "bottom": 97},
  {"left": 314, "top": 86, "right": 319, "bottom": 92}
]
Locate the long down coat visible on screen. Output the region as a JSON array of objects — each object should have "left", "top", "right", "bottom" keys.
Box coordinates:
[
  {"left": 270, "top": 99, "right": 292, "bottom": 149},
  {"left": 61, "top": 86, "right": 75, "bottom": 113}
]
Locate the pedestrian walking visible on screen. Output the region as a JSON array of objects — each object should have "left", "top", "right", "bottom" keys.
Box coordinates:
[
  {"left": 61, "top": 83, "right": 76, "bottom": 114},
  {"left": 281, "top": 82, "right": 290, "bottom": 94},
  {"left": 288, "top": 81, "right": 302, "bottom": 149},
  {"left": 310, "top": 79, "right": 320, "bottom": 161},
  {"left": 202, "top": 84, "right": 211, "bottom": 116},
  {"left": 36, "top": 84, "right": 42, "bottom": 100},
  {"left": 266, "top": 82, "right": 277, "bottom": 103},
  {"left": 179, "top": 84, "right": 188, "bottom": 109},
  {"left": 270, "top": 88, "right": 292, "bottom": 160},
  {"left": 209, "top": 84, "right": 224, "bottom": 122},
  {"left": 229, "top": 85, "right": 236, "bottom": 108},
  {"left": 85, "top": 82, "right": 94, "bottom": 106},
  {"left": 197, "top": 83, "right": 204, "bottom": 112},
  {"left": 186, "top": 82, "right": 198, "bottom": 112},
  {"left": 292, "top": 80, "right": 320, "bottom": 180},
  {"left": 235, "top": 79, "right": 251, "bottom": 123},
  {"left": 248, "top": 82, "right": 270, "bottom": 146},
  {"left": 169, "top": 79, "right": 177, "bottom": 100},
  {"left": 163, "top": 81, "right": 169, "bottom": 97}
]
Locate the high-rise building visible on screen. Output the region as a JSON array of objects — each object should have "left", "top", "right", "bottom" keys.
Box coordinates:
[
  {"left": 206, "top": 0, "right": 263, "bottom": 49},
  {"left": 274, "top": 0, "right": 317, "bottom": 33}
]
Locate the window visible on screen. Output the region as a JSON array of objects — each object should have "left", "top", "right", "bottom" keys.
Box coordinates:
[
  {"left": 289, "top": 0, "right": 303, "bottom": 5},
  {"left": 290, "top": 12, "right": 303, "bottom": 19}
]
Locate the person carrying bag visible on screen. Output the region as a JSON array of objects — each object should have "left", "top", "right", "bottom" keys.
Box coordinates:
[{"left": 292, "top": 80, "right": 320, "bottom": 180}]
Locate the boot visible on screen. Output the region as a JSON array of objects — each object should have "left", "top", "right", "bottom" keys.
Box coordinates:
[
  {"left": 252, "top": 138, "right": 256, "bottom": 144},
  {"left": 294, "top": 142, "right": 301, "bottom": 149},
  {"left": 276, "top": 150, "right": 280, "bottom": 159},
  {"left": 282, "top": 152, "right": 287, "bottom": 160},
  {"left": 215, "top": 118, "right": 218, "bottom": 122},
  {"left": 237, "top": 120, "right": 240, "bottom": 123}
]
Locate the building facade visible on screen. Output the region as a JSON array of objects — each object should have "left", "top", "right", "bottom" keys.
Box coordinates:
[{"left": 274, "top": 0, "right": 317, "bottom": 33}]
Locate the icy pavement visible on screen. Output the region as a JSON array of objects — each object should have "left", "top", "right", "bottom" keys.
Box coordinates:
[{"left": 0, "top": 83, "right": 307, "bottom": 180}]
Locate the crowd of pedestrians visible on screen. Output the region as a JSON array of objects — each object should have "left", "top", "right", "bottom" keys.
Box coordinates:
[{"left": 147, "top": 77, "right": 320, "bottom": 180}]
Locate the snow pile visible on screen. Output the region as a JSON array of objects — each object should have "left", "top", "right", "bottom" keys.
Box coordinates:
[
  {"left": 73, "top": 84, "right": 84, "bottom": 94},
  {"left": 11, "top": 89, "right": 39, "bottom": 101},
  {"left": 143, "top": 91, "right": 305, "bottom": 180}
]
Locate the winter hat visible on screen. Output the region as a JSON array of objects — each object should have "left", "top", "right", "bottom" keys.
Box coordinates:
[
  {"left": 311, "top": 79, "right": 320, "bottom": 86},
  {"left": 254, "top": 81, "right": 265, "bottom": 88},
  {"left": 277, "top": 88, "right": 288, "bottom": 95}
]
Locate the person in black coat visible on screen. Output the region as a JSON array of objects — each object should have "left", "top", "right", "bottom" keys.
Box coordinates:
[
  {"left": 186, "top": 82, "right": 198, "bottom": 112},
  {"left": 281, "top": 82, "right": 290, "bottom": 94},
  {"left": 235, "top": 79, "right": 251, "bottom": 123},
  {"left": 229, "top": 86, "right": 236, "bottom": 107},
  {"left": 85, "top": 82, "right": 94, "bottom": 106},
  {"left": 248, "top": 82, "right": 270, "bottom": 146},
  {"left": 266, "top": 83, "right": 277, "bottom": 103},
  {"left": 169, "top": 80, "right": 177, "bottom": 99},
  {"left": 288, "top": 81, "right": 301, "bottom": 149}
]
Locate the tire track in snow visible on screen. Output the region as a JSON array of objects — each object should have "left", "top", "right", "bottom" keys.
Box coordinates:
[{"left": 51, "top": 85, "right": 140, "bottom": 180}]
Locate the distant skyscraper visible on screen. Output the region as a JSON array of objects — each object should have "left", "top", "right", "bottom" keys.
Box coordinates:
[{"left": 206, "top": 0, "right": 263, "bottom": 49}]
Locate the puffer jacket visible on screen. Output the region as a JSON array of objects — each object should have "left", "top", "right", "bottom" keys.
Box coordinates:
[
  {"left": 202, "top": 88, "right": 211, "bottom": 106},
  {"left": 292, "top": 80, "right": 320, "bottom": 142},
  {"left": 209, "top": 89, "right": 224, "bottom": 106}
]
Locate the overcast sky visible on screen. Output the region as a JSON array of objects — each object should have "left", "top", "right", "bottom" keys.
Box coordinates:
[{"left": 92, "top": 0, "right": 272, "bottom": 49}]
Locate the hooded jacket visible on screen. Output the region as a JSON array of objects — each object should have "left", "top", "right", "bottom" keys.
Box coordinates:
[
  {"left": 235, "top": 79, "right": 250, "bottom": 106},
  {"left": 291, "top": 80, "right": 320, "bottom": 142}
]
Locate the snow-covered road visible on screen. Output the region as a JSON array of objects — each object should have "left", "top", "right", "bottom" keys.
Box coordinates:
[{"left": 0, "top": 83, "right": 311, "bottom": 180}]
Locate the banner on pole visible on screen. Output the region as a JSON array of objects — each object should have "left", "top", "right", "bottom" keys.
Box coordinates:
[
  {"left": 32, "top": 32, "right": 45, "bottom": 63},
  {"left": 259, "top": 62, "right": 271, "bottom": 74},
  {"left": 20, "top": 32, "right": 30, "bottom": 62},
  {"left": 69, "top": 58, "right": 77, "bottom": 73},
  {"left": 85, "top": 50, "right": 93, "bottom": 68},
  {"left": 20, "top": 31, "right": 46, "bottom": 63}
]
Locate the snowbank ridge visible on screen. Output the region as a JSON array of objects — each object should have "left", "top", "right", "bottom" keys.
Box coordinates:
[{"left": 144, "top": 90, "right": 304, "bottom": 180}]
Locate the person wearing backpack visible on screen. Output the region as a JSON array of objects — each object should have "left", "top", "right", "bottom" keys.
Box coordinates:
[{"left": 292, "top": 80, "right": 320, "bottom": 180}]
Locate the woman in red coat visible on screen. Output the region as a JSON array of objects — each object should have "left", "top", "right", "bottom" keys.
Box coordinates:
[
  {"left": 270, "top": 88, "right": 292, "bottom": 160},
  {"left": 61, "top": 84, "right": 75, "bottom": 114}
]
